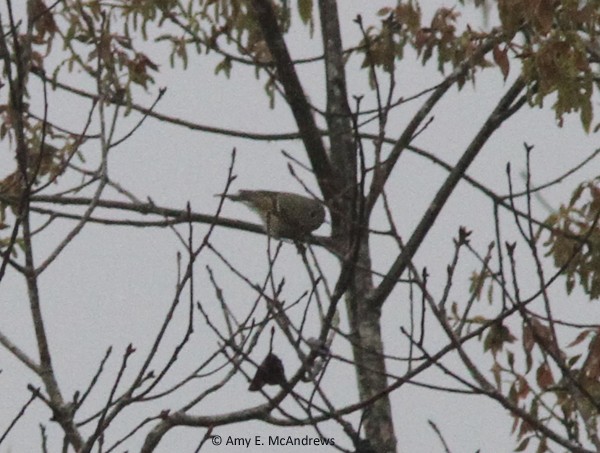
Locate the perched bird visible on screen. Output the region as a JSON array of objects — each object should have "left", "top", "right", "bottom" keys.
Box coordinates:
[{"left": 221, "top": 190, "right": 325, "bottom": 239}]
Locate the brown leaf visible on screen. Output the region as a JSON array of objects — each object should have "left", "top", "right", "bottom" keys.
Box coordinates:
[
  {"left": 536, "top": 362, "right": 554, "bottom": 389},
  {"left": 516, "top": 375, "right": 530, "bottom": 400},
  {"left": 535, "top": 0, "right": 554, "bottom": 34},
  {"left": 581, "top": 331, "right": 600, "bottom": 381},
  {"left": 493, "top": 44, "right": 510, "bottom": 80},
  {"left": 568, "top": 329, "right": 592, "bottom": 348},
  {"left": 530, "top": 319, "right": 563, "bottom": 359},
  {"left": 248, "top": 353, "right": 286, "bottom": 391}
]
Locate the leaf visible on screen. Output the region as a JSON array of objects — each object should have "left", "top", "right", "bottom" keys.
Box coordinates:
[
  {"left": 298, "top": 0, "right": 313, "bottom": 25},
  {"left": 569, "top": 183, "right": 585, "bottom": 206},
  {"left": 248, "top": 353, "right": 286, "bottom": 391},
  {"left": 214, "top": 57, "right": 232, "bottom": 78},
  {"left": 493, "top": 44, "right": 510, "bottom": 80},
  {"left": 534, "top": 0, "right": 554, "bottom": 35},
  {"left": 484, "top": 321, "right": 516, "bottom": 356},
  {"left": 515, "top": 375, "right": 530, "bottom": 400},
  {"left": 469, "top": 270, "right": 488, "bottom": 300},
  {"left": 568, "top": 329, "right": 591, "bottom": 348},
  {"left": 491, "top": 361, "right": 502, "bottom": 389},
  {"left": 567, "top": 354, "right": 581, "bottom": 368},
  {"left": 580, "top": 98, "right": 593, "bottom": 133},
  {"left": 536, "top": 363, "right": 554, "bottom": 389},
  {"left": 515, "top": 437, "right": 530, "bottom": 452},
  {"left": 581, "top": 332, "right": 600, "bottom": 381},
  {"left": 378, "top": 7, "right": 393, "bottom": 16},
  {"left": 507, "top": 351, "right": 515, "bottom": 369}
]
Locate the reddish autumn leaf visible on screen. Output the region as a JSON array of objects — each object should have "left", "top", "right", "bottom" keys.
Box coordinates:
[
  {"left": 516, "top": 375, "right": 530, "bottom": 400},
  {"left": 493, "top": 45, "right": 510, "bottom": 80},
  {"left": 568, "top": 329, "right": 592, "bottom": 348},
  {"left": 536, "top": 363, "right": 554, "bottom": 389}
]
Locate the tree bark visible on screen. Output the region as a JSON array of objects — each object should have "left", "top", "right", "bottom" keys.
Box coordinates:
[
  {"left": 345, "top": 237, "right": 397, "bottom": 453},
  {"left": 318, "top": 2, "right": 397, "bottom": 451}
]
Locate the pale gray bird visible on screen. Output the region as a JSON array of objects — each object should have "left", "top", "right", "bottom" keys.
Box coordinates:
[{"left": 221, "top": 190, "right": 326, "bottom": 239}]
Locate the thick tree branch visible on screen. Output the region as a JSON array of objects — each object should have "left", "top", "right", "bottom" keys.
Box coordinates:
[
  {"left": 318, "top": 0, "right": 356, "bottom": 229},
  {"left": 248, "top": 0, "right": 335, "bottom": 200},
  {"left": 366, "top": 36, "right": 500, "bottom": 213},
  {"left": 368, "top": 76, "right": 527, "bottom": 308}
]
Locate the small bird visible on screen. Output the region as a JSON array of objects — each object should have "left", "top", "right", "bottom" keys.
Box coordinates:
[{"left": 220, "top": 190, "right": 325, "bottom": 239}]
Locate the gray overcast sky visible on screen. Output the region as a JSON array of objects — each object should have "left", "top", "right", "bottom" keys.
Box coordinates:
[{"left": 0, "top": 1, "right": 598, "bottom": 452}]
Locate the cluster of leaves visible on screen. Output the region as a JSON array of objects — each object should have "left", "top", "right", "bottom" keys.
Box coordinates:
[
  {"left": 31, "top": 0, "right": 599, "bottom": 131},
  {"left": 86, "top": 0, "right": 311, "bottom": 106},
  {"left": 117, "top": 0, "right": 300, "bottom": 71},
  {"left": 506, "top": 324, "right": 600, "bottom": 452},
  {"left": 545, "top": 177, "right": 600, "bottom": 300},
  {"left": 31, "top": 0, "right": 158, "bottom": 104},
  {"left": 364, "top": 3, "right": 493, "bottom": 88},
  {"left": 359, "top": 0, "right": 500, "bottom": 88},
  {"left": 363, "top": 1, "right": 598, "bottom": 131},
  {"left": 501, "top": 0, "right": 600, "bottom": 131},
  {"left": 454, "top": 207, "right": 600, "bottom": 452},
  {"left": 458, "top": 285, "right": 600, "bottom": 453}
]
